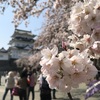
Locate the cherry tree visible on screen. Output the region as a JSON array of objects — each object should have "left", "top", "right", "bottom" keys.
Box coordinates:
[
  {"left": 0, "top": 0, "right": 60, "bottom": 27},
  {"left": 0, "top": 0, "right": 99, "bottom": 100},
  {"left": 39, "top": 0, "right": 99, "bottom": 99},
  {"left": 27, "top": 0, "right": 99, "bottom": 100}
]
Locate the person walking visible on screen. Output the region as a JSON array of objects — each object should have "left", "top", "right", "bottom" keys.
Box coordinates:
[
  {"left": 39, "top": 74, "right": 51, "bottom": 100},
  {"left": 27, "top": 69, "right": 37, "bottom": 100},
  {"left": 16, "top": 68, "right": 28, "bottom": 100},
  {"left": 52, "top": 89, "right": 57, "bottom": 99},
  {"left": 2, "top": 71, "right": 15, "bottom": 100}
]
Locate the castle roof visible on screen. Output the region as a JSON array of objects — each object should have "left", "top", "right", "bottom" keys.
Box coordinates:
[
  {"left": 11, "top": 29, "right": 36, "bottom": 37},
  {"left": 0, "top": 47, "right": 8, "bottom": 53}
]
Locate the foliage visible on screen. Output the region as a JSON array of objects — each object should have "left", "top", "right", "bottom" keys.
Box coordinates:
[
  {"left": 39, "top": 0, "right": 99, "bottom": 93},
  {"left": 0, "top": 0, "right": 99, "bottom": 94}
]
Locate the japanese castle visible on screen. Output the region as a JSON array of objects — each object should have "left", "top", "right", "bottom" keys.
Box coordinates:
[{"left": 0, "top": 29, "right": 36, "bottom": 71}]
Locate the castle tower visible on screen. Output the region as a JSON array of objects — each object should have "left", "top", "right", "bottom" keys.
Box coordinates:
[
  {"left": 8, "top": 29, "right": 36, "bottom": 59},
  {"left": 0, "top": 29, "right": 36, "bottom": 71}
]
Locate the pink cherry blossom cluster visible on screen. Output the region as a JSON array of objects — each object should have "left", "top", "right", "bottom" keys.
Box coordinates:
[
  {"left": 68, "top": 34, "right": 100, "bottom": 58},
  {"left": 53, "top": 0, "right": 68, "bottom": 9},
  {"left": 68, "top": 0, "right": 100, "bottom": 36},
  {"left": 68, "top": 0, "right": 100, "bottom": 58},
  {"left": 40, "top": 46, "right": 98, "bottom": 92},
  {"left": 0, "top": 0, "right": 54, "bottom": 27},
  {"left": 0, "top": 0, "right": 37, "bottom": 26},
  {"left": 39, "top": 0, "right": 99, "bottom": 93}
]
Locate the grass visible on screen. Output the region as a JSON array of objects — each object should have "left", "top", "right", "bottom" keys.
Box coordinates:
[{"left": 0, "top": 76, "right": 100, "bottom": 100}]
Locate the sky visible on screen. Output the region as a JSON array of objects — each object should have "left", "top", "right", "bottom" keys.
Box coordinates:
[{"left": 0, "top": 6, "right": 45, "bottom": 50}]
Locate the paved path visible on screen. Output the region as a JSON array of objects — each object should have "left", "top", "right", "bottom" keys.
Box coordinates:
[
  {"left": 0, "top": 76, "right": 67, "bottom": 100},
  {"left": 0, "top": 76, "right": 100, "bottom": 100},
  {"left": 0, "top": 84, "right": 67, "bottom": 100}
]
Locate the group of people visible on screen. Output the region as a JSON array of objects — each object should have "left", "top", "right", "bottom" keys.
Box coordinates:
[
  {"left": 2, "top": 67, "right": 56, "bottom": 100},
  {"left": 2, "top": 68, "right": 37, "bottom": 100}
]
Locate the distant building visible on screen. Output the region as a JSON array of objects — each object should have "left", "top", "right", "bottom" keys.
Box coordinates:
[{"left": 0, "top": 29, "right": 36, "bottom": 71}]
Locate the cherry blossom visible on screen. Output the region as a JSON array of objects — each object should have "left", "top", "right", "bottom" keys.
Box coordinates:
[{"left": 40, "top": 45, "right": 98, "bottom": 92}]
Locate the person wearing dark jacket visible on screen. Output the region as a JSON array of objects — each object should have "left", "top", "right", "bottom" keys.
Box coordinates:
[
  {"left": 39, "top": 74, "right": 51, "bottom": 100},
  {"left": 17, "top": 68, "right": 28, "bottom": 100}
]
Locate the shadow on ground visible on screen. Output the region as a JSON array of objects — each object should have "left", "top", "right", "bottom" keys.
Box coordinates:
[
  {"left": 55, "top": 97, "right": 80, "bottom": 100},
  {"left": 72, "top": 88, "right": 86, "bottom": 95}
]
